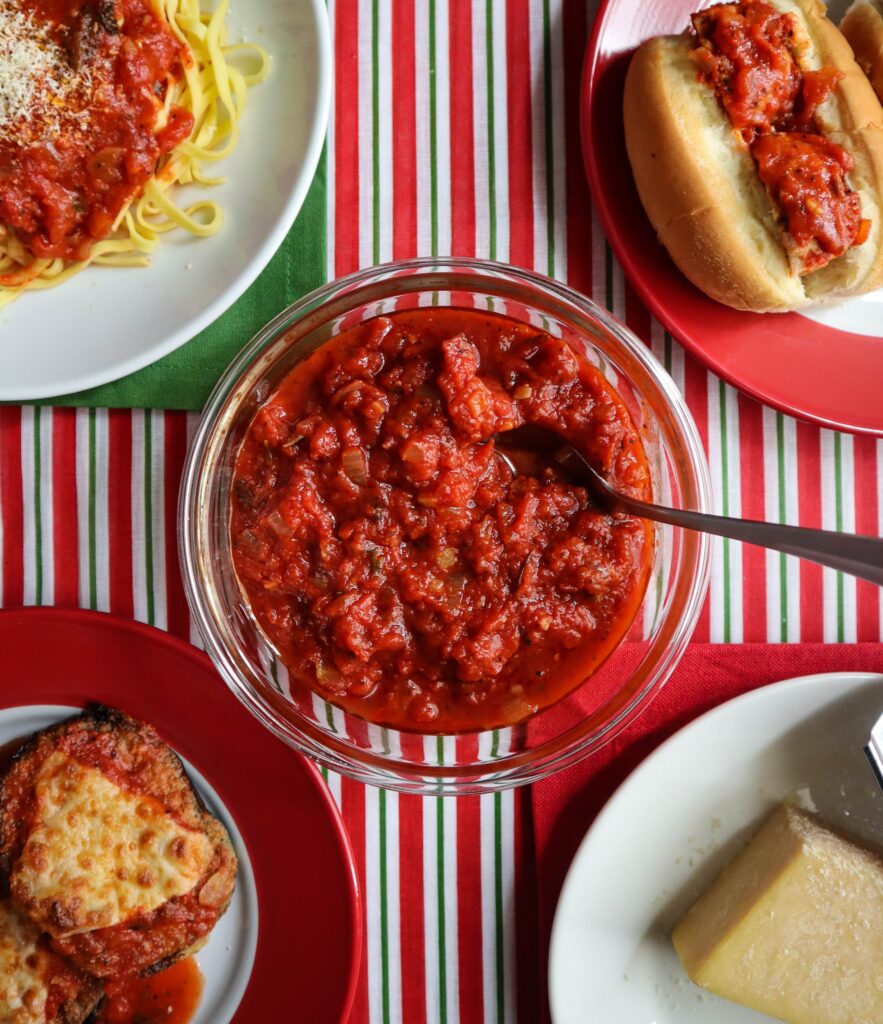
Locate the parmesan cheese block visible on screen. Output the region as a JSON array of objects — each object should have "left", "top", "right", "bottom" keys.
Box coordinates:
[
  {"left": 12, "top": 752, "right": 214, "bottom": 937},
  {"left": 0, "top": 900, "right": 49, "bottom": 1024},
  {"left": 672, "top": 805, "right": 883, "bottom": 1024}
]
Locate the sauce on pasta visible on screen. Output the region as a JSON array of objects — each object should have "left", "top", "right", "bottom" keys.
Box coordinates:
[
  {"left": 0, "top": 0, "right": 193, "bottom": 268},
  {"left": 0, "top": 0, "right": 269, "bottom": 305}
]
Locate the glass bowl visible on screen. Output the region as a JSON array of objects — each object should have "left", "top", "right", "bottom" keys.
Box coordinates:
[{"left": 180, "top": 258, "right": 712, "bottom": 794}]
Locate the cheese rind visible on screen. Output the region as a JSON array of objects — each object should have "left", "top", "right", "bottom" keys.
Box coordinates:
[
  {"left": 673, "top": 805, "right": 883, "bottom": 1024},
  {"left": 12, "top": 752, "right": 214, "bottom": 937}
]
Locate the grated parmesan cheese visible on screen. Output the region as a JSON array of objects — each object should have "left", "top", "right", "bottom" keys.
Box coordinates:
[{"left": 0, "top": 0, "right": 90, "bottom": 142}]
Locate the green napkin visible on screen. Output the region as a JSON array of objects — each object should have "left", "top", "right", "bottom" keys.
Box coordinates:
[{"left": 41, "top": 149, "right": 328, "bottom": 412}]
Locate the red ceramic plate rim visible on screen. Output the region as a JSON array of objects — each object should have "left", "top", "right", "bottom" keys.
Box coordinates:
[
  {"left": 0, "top": 607, "right": 362, "bottom": 1024},
  {"left": 581, "top": 0, "right": 883, "bottom": 436}
]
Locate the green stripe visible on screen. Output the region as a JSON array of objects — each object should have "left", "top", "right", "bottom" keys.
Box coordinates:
[
  {"left": 32, "top": 409, "right": 43, "bottom": 606},
  {"left": 372, "top": 0, "right": 381, "bottom": 265},
  {"left": 379, "top": 789, "right": 390, "bottom": 1024},
  {"left": 429, "top": 0, "right": 439, "bottom": 257},
  {"left": 542, "top": 0, "right": 555, "bottom": 277},
  {"left": 834, "top": 433, "right": 844, "bottom": 641},
  {"left": 776, "top": 413, "right": 788, "bottom": 641},
  {"left": 718, "top": 381, "right": 731, "bottom": 643},
  {"left": 88, "top": 410, "right": 97, "bottom": 612},
  {"left": 494, "top": 793, "right": 505, "bottom": 1024},
  {"left": 436, "top": 737, "right": 447, "bottom": 1023},
  {"left": 484, "top": 0, "right": 497, "bottom": 260},
  {"left": 143, "top": 411, "right": 155, "bottom": 627}
]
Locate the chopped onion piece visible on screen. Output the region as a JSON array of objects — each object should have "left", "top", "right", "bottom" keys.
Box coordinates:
[
  {"left": 437, "top": 547, "right": 457, "bottom": 570},
  {"left": 342, "top": 446, "right": 369, "bottom": 484},
  {"left": 266, "top": 510, "right": 293, "bottom": 539}
]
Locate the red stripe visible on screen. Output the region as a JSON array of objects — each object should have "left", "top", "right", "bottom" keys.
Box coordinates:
[
  {"left": 514, "top": 792, "right": 542, "bottom": 1024},
  {"left": 163, "top": 412, "right": 190, "bottom": 641},
  {"left": 399, "top": 794, "right": 427, "bottom": 1024},
  {"left": 392, "top": 0, "right": 418, "bottom": 260},
  {"left": 0, "top": 407, "right": 23, "bottom": 608},
  {"left": 505, "top": 0, "right": 534, "bottom": 269},
  {"left": 456, "top": 795, "right": 483, "bottom": 1024},
  {"left": 683, "top": 357, "right": 711, "bottom": 642},
  {"left": 449, "top": 0, "right": 476, "bottom": 257},
  {"left": 107, "top": 410, "right": 134, "bottom": 620},
  {"left": 341, "top": 778, "right": 370, "bottom": 1023},
  {"left": 796, "top": 422, "right": 823, "bottom": 641},
  {"left": 853, "top": 434, "right": 880, "bottom": 641},
  {"left": 334, "top": 0, "right": 360, "bottom": 276},
  {"left": 50, "top": 410, "right": 79, "bottom": 607},
  {"left": 563, "top": 0, "right": 591, "bottom": 296},
  {"left": 736, "top": 395, "right": 766, "bottom": 641}
]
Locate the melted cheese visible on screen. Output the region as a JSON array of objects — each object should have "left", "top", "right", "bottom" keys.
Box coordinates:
[
  {"left": 13, "top": 752, "right": 213, "bottom": 936},
  {"left": 0, "top": 900, "right": 48, "bottom": 1024}
]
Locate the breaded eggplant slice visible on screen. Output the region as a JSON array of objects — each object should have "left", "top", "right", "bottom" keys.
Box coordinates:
[
  {"left": 0, "top": 897, "right": 103, "bottom": 1024},
  {"left": 0, "top": 704, "right": 236, "bottom": 979}
]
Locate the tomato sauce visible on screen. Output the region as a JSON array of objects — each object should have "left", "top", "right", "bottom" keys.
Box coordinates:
[
  {"left": 691, "top": 0, "right": 868, "bottom": 272},
  {"left": 42, "top": 951, "right": 88, "bottom": 1021},
  {"left": 0, "top": 0, "right": 193, "bottom": 268},
  {"left": 752, "top": 132, "right": 865, "bottom": 271},
  {"left": 231, "top": 310, "right": 652, "bottom": 732},
  {"left": 692, "top": 1, "right": 802, "bottom": 142},
  {"left": 50, "top": 888, "right": 219, "bottom": 978},
  {"left": 97, "top": 957, "right": 204, "bottom": 1024}
]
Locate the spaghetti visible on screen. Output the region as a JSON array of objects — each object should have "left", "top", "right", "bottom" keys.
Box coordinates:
[{"left": 0, "top": 0, "right": 269, "bottom": 307}]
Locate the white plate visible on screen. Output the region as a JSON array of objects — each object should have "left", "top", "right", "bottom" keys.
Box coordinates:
[
  {"left": 0, "top": 0, "right": 331, "bottom": 401},
  {"left": 0, "top": 705, "right": 259, "bottom": 1024},
  {"left": 549, "top": 672, "right": 883, "bottom": 1024}
]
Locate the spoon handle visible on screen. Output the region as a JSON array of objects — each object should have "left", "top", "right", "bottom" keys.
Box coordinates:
[{"left": 622, "top": 501, "right": 883, "bottom": 587}]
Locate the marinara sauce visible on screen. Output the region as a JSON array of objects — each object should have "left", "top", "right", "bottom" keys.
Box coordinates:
[
  {"left": 231, "top": 310, "right": 653, "bottom": 732},
  {"left": 0, "top": 0, "right": 193, "bottom": 269},
  {"left": 691, "top": 0, "right": 869, "bottom": 273},
  {"left": 97, "top": 957, "right": 204, "bottom": 1024}
]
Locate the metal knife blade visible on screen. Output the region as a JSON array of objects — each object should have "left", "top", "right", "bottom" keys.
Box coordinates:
[{"left": 866, "top": 713, "right": 883, "bottom": 792}]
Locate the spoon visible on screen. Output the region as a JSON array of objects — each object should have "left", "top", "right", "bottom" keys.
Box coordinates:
[{"left": 493, "top": 425, "right": 883, "bottom": 588}]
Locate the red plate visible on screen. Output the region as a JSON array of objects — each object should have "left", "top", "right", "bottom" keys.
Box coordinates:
[
  {"left": 582, "top": 0, "right": 883, "bottom": 436},
  {"left": 0, "top": 608, "right": 362, "bottom": 1024}
]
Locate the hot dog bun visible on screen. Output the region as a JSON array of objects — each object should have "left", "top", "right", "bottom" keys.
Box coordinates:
[
  {"left": 623, "top": 0, "right": 883, "bottom": 312},
  {"left": 841, "top": 0, "right": 883, "bottom": 102}
]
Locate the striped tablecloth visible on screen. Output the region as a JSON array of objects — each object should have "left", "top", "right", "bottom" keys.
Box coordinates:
[{"left": 2, "top": 2, "right": 882, "bottom": 1022}]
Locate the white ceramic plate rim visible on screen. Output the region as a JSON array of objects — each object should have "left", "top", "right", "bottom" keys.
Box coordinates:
[
  {"left": 0, "top": 0, "right": 331, "bottom": 402},
  {"left": 548, "top": 670, "right": 883, "bottom": 1023}
]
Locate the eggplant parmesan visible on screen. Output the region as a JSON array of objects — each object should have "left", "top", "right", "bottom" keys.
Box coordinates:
[
  {"left": 0, "top": 706, "right": 236, "bottom": 979},
  {"left": 0, "top": 898, "right": 102, "bottom": 1024}
]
